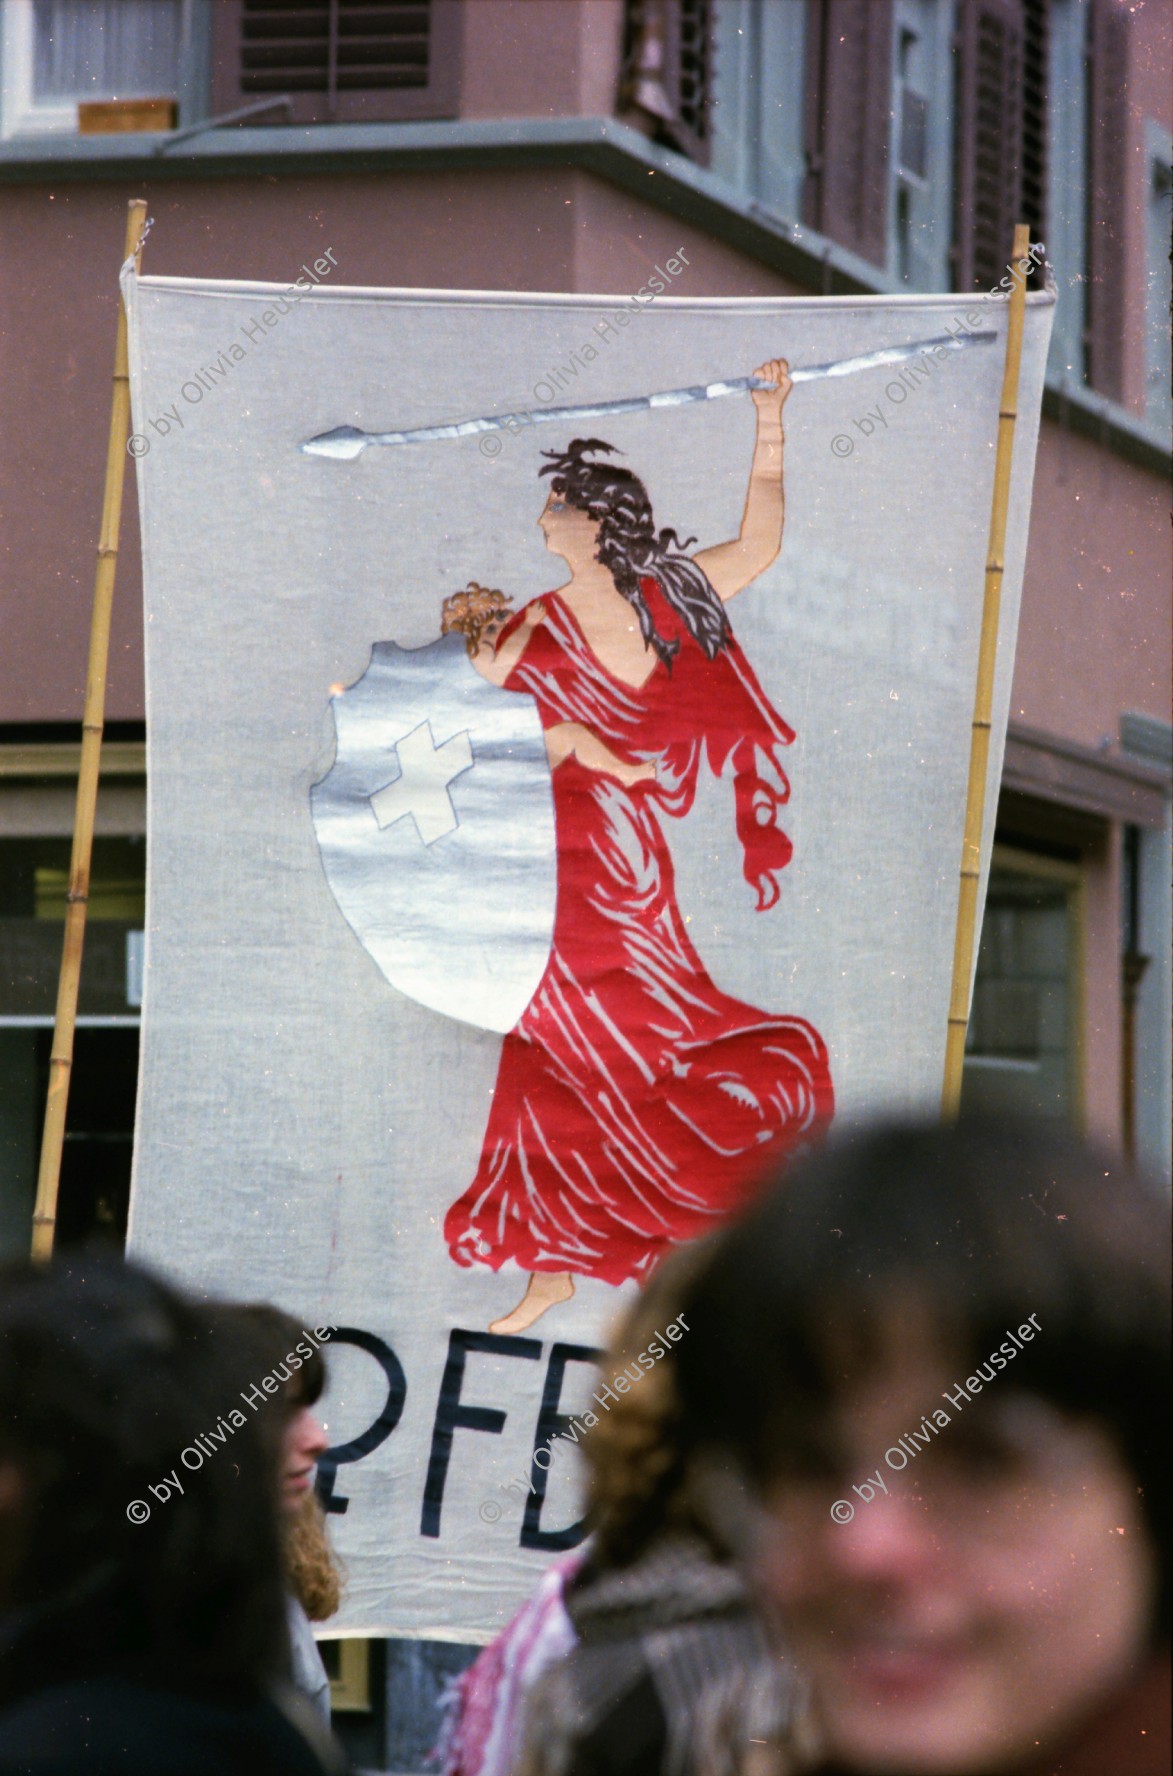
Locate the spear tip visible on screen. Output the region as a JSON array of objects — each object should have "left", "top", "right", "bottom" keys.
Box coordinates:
[{"left": 301, "top": 425, "right": 369, "bottom": 461}]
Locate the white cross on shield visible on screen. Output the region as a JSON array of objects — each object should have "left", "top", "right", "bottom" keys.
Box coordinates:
[
  {"left": 310, "top": 635, "right": 557, "bottom": 1033},
  {"left": 368, "top": 720, "right": 474, "bottom": 845}
]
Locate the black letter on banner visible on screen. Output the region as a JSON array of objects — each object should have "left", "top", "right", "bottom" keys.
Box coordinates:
[
  {"left": 314, "top": 1326, "right": 407, "bottom": 1516},
  {"left": 421, "top": 1329, "right": 541, "bottom": 1538},
  {"left": 521, "top": 1341, "right": 602, "bottom": 1552}
]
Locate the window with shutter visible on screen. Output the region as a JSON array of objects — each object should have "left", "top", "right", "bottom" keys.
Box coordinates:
[
  {"left": 951, "top": 0, "right": 1048, "bottom": 294},
  {"left": 801, "top": 0, "right": 894, "bottom": 270},
  {"left": 710, "top": 0, "right": 808, "bottom": 218},
  {"left": 620, "top": 0, "right": 712, "bottom": 164},
  {"left": 211, "top": 0, "right": 461, "bottom": 125},
  {"left": 1084, "top": 0, "right": 1130, "bottom": 401}
]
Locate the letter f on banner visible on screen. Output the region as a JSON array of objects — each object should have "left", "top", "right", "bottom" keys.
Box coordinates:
[{"left": 421, "top": 1329, "right": 542, "bottom": 1537}]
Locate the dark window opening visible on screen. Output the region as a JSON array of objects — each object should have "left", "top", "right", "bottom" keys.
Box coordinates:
[{"left": 36, "top": 1027, "right": 138, "bottom": 1249}]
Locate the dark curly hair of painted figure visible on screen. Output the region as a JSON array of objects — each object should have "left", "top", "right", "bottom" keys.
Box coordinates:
[{"left": 539, "top": 438, "right": 731, "bottom": 670}]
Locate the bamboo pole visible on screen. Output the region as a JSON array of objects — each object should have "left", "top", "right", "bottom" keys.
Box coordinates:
[
  {"left": 941, "top": 222, "right": 1032, "bottom": 1119},
  {"left": 32, "top": 198, "right": 150, "bottom": 1260}
]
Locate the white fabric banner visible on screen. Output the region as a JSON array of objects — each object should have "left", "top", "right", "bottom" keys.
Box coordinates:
[{"left": 123, "top": 267, "right": 1053, "bottom": 1639}]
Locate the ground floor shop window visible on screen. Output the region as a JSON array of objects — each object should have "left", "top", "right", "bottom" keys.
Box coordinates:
[
  {"left": 962, "top": 843, "right": 1083, "bottom": 1125},
  {"left": 0, "top": 829, "right": 143, "bottom": 1258}
]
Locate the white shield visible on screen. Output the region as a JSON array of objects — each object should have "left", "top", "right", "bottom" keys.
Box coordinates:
[{"left": 311, "top": 634, "right": 556, "bottom": 1033}]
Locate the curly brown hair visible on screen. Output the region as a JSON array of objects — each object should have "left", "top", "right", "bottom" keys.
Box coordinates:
[
  {"left": 580, "top": 1238, "right": 720, "bottom": 1569},
  {"left": 286, "top": 1488, "right": 343, "bottom": 1621},
  {"left": 441, "top": 581, "right": 513, "bottom": 657}
]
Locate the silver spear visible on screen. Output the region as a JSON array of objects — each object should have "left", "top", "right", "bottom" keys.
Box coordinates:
[{"left": 299, "top": 329, "right": 996, "bottom": 461}]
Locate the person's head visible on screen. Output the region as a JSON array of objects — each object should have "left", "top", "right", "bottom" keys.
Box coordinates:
[
  {"left": 216, "top": 1304, "right": 330, "bottom": 1519},
  {"left": 538, "top": 438, "right": 730, "bottom": 667},
  {"left": 675, "top": 1116, "right": 1170, "bottom": 1775},
  {"left": 218, "top": 1303, "right": 341, "bottom": 1621},
  {"left": 441, "top": 581, "right": 513, "bottom": 657},
  {"left": 0, "top": 1250, "right": 291, "bottom": 1702}
]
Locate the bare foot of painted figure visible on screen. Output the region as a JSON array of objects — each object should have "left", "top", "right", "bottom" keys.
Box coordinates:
[{"left": 489, "top": 1270, "right": 575, "bottom": 1335}]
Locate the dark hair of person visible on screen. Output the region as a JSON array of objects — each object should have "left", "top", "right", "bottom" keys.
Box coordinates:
[
  {"left": 221, "top": 1301, "right": 327, "bottom": 1413},
  {"left": 673, "top": 1115, "right": 1172, "bottom": 1639},
  {"left": 0, "top": 1250, "right": 296, "bottom": 1707},
  {"left": 539, "top": 438, "right": 731, "bottom": 670}
]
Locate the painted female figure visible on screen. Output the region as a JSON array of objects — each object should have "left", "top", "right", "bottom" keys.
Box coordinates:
[{"left": 442, "top": 360, "right": 833, "bottom": 1333}]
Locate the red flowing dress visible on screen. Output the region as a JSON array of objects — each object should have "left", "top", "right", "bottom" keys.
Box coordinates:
[{"left": 443, "top": 578, "right": 834, "bottom": 1286}]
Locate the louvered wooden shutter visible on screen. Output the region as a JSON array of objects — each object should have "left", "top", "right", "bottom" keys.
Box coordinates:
[
  {"left": 211, "top": 0, "right": 461, "bottom": 125},
  {"left": 1019, "top": 0, "right": 1048, "bottom": 260},
  {"left": 802, "top": 0, "right": 894, "bottom": 270},
  {"left": 952, "top": 0, "right": 1049, "bottom": 294},
  {"left": 621, "top": 0, "right": 712, "bottom": 164},
  {"left": 1085, "top": 0, "right": 1130, "bottom": 401},
  {"left": 951, "top": 0, "right": 1024, "bottom": 291}
]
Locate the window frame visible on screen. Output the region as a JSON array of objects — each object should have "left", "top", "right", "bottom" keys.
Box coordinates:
[
  {"left": 0, "top": 740, "right": 145, "bottom": 1032},
  {"left": 0, "top": 744, "right": 146, "bottom": 1259},
  {"left": 1044, "top": 0, "right": 1088, "bottom": 388},
  {"left": 0, "top": 0, "right": 184, "bottom": 139},
  {"left": 319, "top": 1636, "right": 372, "bottom": 1713},
  {"left": 890, "top": 0, "right": 954, "bottom": 289},
  {"left": 1, "top": 0, "right": 76, "bottom": 137},
  {"left": 964, "top": 840, "right": 1087, "bottom": 1128},
  {"left": 1143, "top": 117, "right": 1173, "bottom": 440}
]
